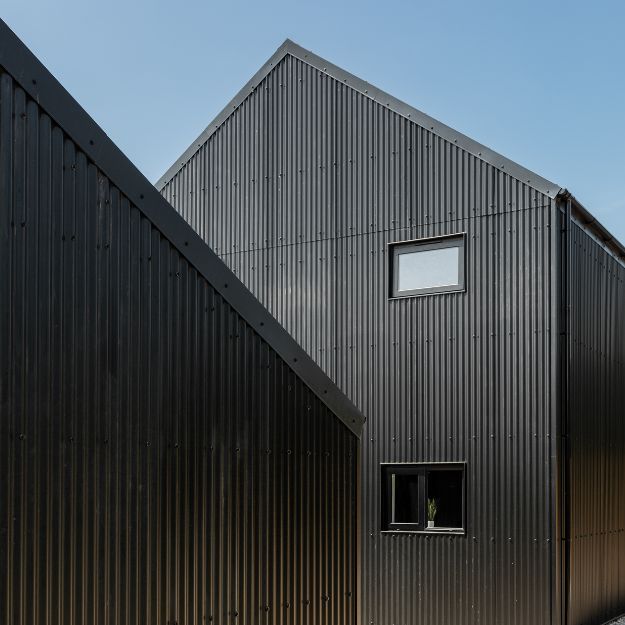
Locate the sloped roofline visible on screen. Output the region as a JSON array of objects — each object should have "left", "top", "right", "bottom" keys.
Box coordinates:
[
  {"left": 0, "top": 19, "right": 365, "bottom": 437},
  {"left": 156, "top": 38, "right": 561, "bottom": 197},
  {"left": 563, "top": 191, "right": 625, "bottom": 263},
  {"left": 156, "top": 37, "right": 625, "bottom": 264}
]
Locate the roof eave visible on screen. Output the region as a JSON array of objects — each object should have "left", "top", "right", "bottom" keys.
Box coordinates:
[{"left": 557, "top": 189, "right": 625, "bottom": 263}]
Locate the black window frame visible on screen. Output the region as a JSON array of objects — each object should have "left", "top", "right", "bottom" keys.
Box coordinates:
[
  {"left": 380, "top": 462, "right": 466, "bottom": 534},
  {"left": 389, "top": 233, "right": 466, "bottom": 298}
]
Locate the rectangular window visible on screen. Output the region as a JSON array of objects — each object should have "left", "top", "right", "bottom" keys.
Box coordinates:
[
  {"left": 390, "top": 234, "right": 465, "bottom": 298},
  {"left": 381, "top": 463, "right": 465, "bottom": 533}
]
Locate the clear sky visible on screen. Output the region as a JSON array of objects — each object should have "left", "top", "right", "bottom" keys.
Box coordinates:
[{"left": 3, "top": 0, "right": 625, "bottom": 241}]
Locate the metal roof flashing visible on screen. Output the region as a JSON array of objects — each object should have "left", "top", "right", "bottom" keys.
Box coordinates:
[
  {"left": 557, "top": 189, "right": 625, "bottom": 264},
  {"left": 156, "top": 38, "right": 560, "bottom": 198},
  {"left": 0, "top": 19, "right": 365, "bottom": 437}
]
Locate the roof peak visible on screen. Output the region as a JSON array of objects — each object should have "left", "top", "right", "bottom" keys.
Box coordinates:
[{"left": 156, "top": 38, "right": 561, "bottom": 198}]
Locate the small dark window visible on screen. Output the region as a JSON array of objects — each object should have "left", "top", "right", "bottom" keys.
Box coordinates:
[
  {"left": 381, "top": 463, "right": 465, "bottom": 533},
  {"left": 390, "top": 234, "right": 465, "bottom": 298}
]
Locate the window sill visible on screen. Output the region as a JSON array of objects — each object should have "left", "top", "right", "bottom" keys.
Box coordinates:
[
  {"left": 388, "top": 286, "right": 466, "bottom": 300},
  {"left": 381, "top": 528, "right": 465, "bottom": 536}
]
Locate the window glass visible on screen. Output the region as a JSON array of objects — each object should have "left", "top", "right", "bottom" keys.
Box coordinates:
[
  {"left": 397, "top": 246, "right": 459, "bottom": 291},
  {"left": 392, "top": 472, "right": 420, "bottom": 524},
  {"left": 427, "top": 469, "right": 464, "bottom": 529}
]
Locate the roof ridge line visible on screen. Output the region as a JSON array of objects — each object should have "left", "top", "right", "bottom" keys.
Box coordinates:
[
  {"left": 156, "top": 38, "right": 561, "bottom": 198},
  {"left": 0, "top": 19, "right": 365, "bottom": 437},
  {"left": 155, "top": 38, "right": 293, "bottom": 189}
]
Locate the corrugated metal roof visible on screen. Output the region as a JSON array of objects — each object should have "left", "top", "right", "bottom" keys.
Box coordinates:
[{"left": 0, "top": 18, "right": 365, "bottom": 437}]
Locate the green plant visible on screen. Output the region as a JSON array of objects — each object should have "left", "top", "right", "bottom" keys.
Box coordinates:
[{"left": 427, "top": 498, "right": 438, "bottom": 523}]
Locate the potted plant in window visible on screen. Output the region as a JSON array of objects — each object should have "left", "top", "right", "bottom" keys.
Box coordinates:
[{"left": 427, "top": 498, "right": 438, "bottom": 529}]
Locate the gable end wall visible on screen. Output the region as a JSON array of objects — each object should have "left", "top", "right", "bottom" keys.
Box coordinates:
[{"left": 162, "top": 53, "right": 561, "bottom": 625}]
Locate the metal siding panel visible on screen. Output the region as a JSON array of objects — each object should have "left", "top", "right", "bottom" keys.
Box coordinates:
[
  {"left": 227, "top": 238, "right": 337, "bottom": 378},
  {"left": 157, "top": 40, "right": 561, "bottom": 202},
  {"left": 0, "top": 20, "right": 365, "bottom": 438},
  {"left": 0, "top": 70, "right": 358, "bottom": 625},
  {"left": 567, "top": 221, "right": 625, "bottom": 625},
  {"left": 162, "top": 54, "right": 559, "bottom": 624}
]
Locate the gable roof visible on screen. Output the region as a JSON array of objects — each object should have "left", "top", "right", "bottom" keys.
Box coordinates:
[
  {"left": 0, "top": 19, "right": 365, "bottom": 437},
  {"left": 156, "top": 38, "right": 625, "bottom": 264},
  {"left": 156, "top": 38, "right": 560, "bottom": 196}
]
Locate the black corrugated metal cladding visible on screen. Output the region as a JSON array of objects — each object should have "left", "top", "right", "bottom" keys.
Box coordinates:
[
  {"left": 566, "top": 216, "right": 625, "bottom": 625},
  {"left": 0, "top": 54, "right": 358, "bottom": 625},
  {"left": 161, "top": 52, "right": 562, "bottom": 625}
]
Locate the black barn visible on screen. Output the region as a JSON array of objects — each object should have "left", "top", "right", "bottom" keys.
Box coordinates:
[
  {"left": 160, "top": 39, "right": 625, "bottom": 625},
  {"left": 0, "top": 22, "right": 363, "bottom": 625}
]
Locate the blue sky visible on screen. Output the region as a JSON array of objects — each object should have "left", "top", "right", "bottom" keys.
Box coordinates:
[{"left": 4, "top": 0, "right": 625, "bottom": 241}]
